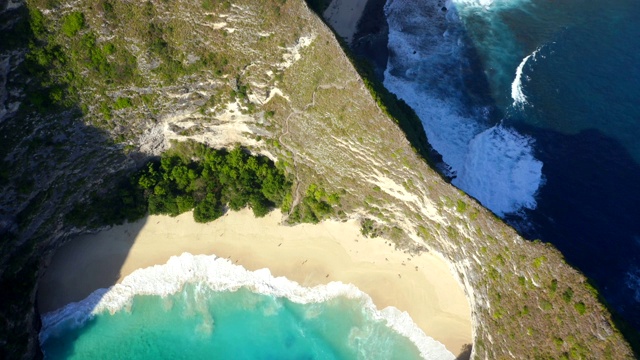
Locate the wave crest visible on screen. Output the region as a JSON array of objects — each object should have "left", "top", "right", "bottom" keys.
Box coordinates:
[
  {"left": 40, "top": 253, "right": 455, "bottom": 360},
  {"left": 453, "top": 125, "right": 543, "bottom": 215},
  {"left": 384, "top": 0, "right": 543, "bottom": 216},
  {"left": 511, "top": 47, "right": 541, "bottom": 107}
]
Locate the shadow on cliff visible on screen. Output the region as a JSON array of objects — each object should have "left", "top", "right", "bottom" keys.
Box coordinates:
[
  {"left": 0, "top": 101, "right": 151, "bottom": 359},
  {"left": 455, "top": 344, "right": 472, "bottom": 360},
  {"left": 509, "top": 124, "right": 640, "bottom": 355},
  {"left": 34, "top": 217, "right": 149, "bottom": 360},
  {"left": 0, "top": 4, "right": 150, "bottom": 359}
]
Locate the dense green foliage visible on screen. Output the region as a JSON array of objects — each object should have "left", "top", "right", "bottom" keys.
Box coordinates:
[
  {"left": 288, "top": 184, "right": 337, "bottom": 224},
  {"left": 66, "top": 145, "right": 291, "bottom": 226},
  {"left": 137, "top": 145, "right": 291, "bottom": 222},
  {"left": 19, "top": 7, "right": 136, "bottom": 112},
  {"left": 65, "top": 175, "right": 147, "bottom": 227},
  {"left": 61, "top": 11, "right": 84, "bottom": 37}
]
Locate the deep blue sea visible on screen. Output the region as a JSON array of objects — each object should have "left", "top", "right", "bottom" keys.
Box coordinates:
[{"left": 382, "top": 0, "right": 640, "bottom": 331}]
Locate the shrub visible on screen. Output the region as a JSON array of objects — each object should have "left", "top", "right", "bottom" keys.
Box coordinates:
[
  {"left": 61, "top": 12, "right": 85, "bottom": 37},
  {"left": 563, "top": 288, "right": 574, "bottom": 303},
  {"left": 574, "top": 301, "right": 586, "bottom": 315},
  {"left": 456, "top": 199, "right": 467, "bottom": 213},
  {"left": 114, "top": 97, "right": 133, "bottom": 110},
  {"left": 132, "top": 145, "right": 291, "bottom": 223},
  {"left": 193, "top": 194, "right": 223, "bottom": 223},
  {"left": 361, "top": 218, "right": 380, "bottom": 238}
]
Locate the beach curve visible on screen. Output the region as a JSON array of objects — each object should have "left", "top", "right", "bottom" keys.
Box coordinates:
[{"left": 38, "top": 209, "right": 472, "bottom": 355}]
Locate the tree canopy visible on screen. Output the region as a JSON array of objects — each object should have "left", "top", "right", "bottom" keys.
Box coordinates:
[
  {"left": 136, "top": 145, "right": 291, "bottom": 222},
  {"left": 66, "top": 145, "right": 292, "bottom": 227}
]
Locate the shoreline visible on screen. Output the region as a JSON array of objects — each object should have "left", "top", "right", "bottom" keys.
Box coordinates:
[{"left": 38, "top": 209, "right": 472, "bottom": 355}]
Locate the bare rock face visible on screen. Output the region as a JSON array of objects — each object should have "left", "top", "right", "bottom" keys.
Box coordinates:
[{"left": 0, "top": 0, "right": 634, "bottom": 359}]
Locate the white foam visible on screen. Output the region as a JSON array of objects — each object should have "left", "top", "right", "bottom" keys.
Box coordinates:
[
  {"left": 384, "top": 0, "right": 543, "bottom": 216},
  {"left": 41, "top": 253, "right": 455, "bottom": 360},
  {"left": 453, "top": 0, "right": 495, "bottom": 7},
  {"left": 452, "top": 0, "right": 529, "bottom": 9},
  {"left": 453, "top": 125, "right": 543, "bottom": 215},
  {"left": 511, "top": 47, "right": 540, "bottom": 107},
  {"left": 626, "top": 267, "right": 640, "bottom": 303}
]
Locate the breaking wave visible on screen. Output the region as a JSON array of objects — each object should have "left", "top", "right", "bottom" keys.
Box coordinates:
[
  {"left": 454, "top": 125, "right": 543, "bottom": 214},
  {"left": 627, "top": 266, "right": 640, "bottom": 303},
  {"left": 383, "top": 0, "right": 543, "bottom": 216},
  {"left": 511, "top": 48, "right": 536, "bottom": 107},
  {"left": 40, "top": 253, "right": 455, "bottom": 360},
  {"left": 453, "top": 0, "right": 530, "bottom": 9}
]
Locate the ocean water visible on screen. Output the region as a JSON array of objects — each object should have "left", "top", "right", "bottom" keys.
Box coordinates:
[
  {"left": 40, "top": 254, "right": 454, "bottom": 359},
  {"left": 381, "top": 0, "right": 640, "bottom": 330},
  {"left": 383, "top": 0, "right": 544, "bottom": 217}
]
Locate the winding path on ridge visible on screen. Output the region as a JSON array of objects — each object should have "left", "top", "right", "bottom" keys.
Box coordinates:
[{"left": 277, "top": 81, "right": 356, "bottom": 216}]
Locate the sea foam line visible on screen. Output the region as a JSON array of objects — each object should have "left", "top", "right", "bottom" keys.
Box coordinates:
[
  {"left": 511, "top": 47, "right": 541, "bottom": 107},
  {"left": 40, "top": 252, "right": 455, "bottom": 360}
]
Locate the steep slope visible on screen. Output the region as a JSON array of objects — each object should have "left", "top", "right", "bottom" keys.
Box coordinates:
[{"left": 0, "top": 0, "right": 634, "bottom": 359}]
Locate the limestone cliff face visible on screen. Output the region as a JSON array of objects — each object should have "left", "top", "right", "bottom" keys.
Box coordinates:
[{"left": 0, "top": 0, "right": 633, "bottom": 359}]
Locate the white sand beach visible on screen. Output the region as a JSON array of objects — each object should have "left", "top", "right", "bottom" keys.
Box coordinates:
[{"left": 38, "top": 209, "right": 472, "bottom": 355}]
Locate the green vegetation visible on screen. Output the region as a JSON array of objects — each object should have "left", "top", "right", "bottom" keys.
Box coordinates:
[
  {"left": 360, "top": 218, "right": 381, "bottom": 238},
  {"left": 19, "top": 8, "right": 139, "bottom": 115},
  {"left": 138, "top": 145, "right": 291, "bottom": 221},
  {"left": 288, "top": 184, "right": 337, "bottom": 224},
  {"left": 114, "top": 97, "right": 133, "bottom": 110},
  {"left": 61, "top": 11, "right": 84, "bottom": 37},
  {"left": 66, "top": 144, "right": 292, "bottom": 226},
  {"left": 563, "top": 288, "right": 574, "bottom": 303},
  {"left": 202, "top": 0, "right": 231, "bottom": 11},
  {"left": 533, "top": 255, "right": 547, "bottom": 268},
  {"left": 518, "top": 275, "right": 526, "bottom": 287},
  {"left": 574, "top": 301, "right": 586, "bottom": 315},
  {"left": 456, "top": 199, "right": 467, "bottom": 213}
]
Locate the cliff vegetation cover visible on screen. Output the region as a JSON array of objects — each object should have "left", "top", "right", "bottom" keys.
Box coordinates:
[{"left": 0, "top": 0, "right": 636, "bottom": 359}]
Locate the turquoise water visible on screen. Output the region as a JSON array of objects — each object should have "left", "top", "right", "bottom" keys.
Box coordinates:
[
  {"left": 450, "top": 0, "right": 640, "bottom": 328},
  {"left": 41, "top": 285, "right": 424, "bottom": 359},
  {"left": 381, "top": 0, "right": 640, "bottom": 331}
]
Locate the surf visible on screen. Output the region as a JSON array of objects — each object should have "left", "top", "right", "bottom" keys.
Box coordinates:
[
  {"left": 40, "top": 253, "right": 454, "bottom": 360},
  {"left": 511, "top": 47, "right": 541, "bottom": 107},
  {"left": 383, "top": 0, "right": 543, "bottom": 216}
]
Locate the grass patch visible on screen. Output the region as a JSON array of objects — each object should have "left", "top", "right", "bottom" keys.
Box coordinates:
[
  {"left": 61, "top": 11, "right": 84, "bottom": 37},
  {"left": 574, "top": 301, "right": 586, "bottom": 315},
  {"left": 114, "top": 97, "right": 133, "bottom": 110}
]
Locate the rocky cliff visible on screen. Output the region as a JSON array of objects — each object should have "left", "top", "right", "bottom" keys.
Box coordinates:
[{"left": 0, "top": 0, "right": 634, "bottom": 358}]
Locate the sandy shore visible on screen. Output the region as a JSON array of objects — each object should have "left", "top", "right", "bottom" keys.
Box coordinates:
[
  {"left": 38, "top": 209, "right": 471, "bottom": 355},
  {"left": 323, "top": 0, "right": 369, "bottom": 44}
]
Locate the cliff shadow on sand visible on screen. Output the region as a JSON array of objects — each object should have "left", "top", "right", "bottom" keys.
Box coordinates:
[{"left": 0, "top": 3, "right": 150, "bottom": 357}]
